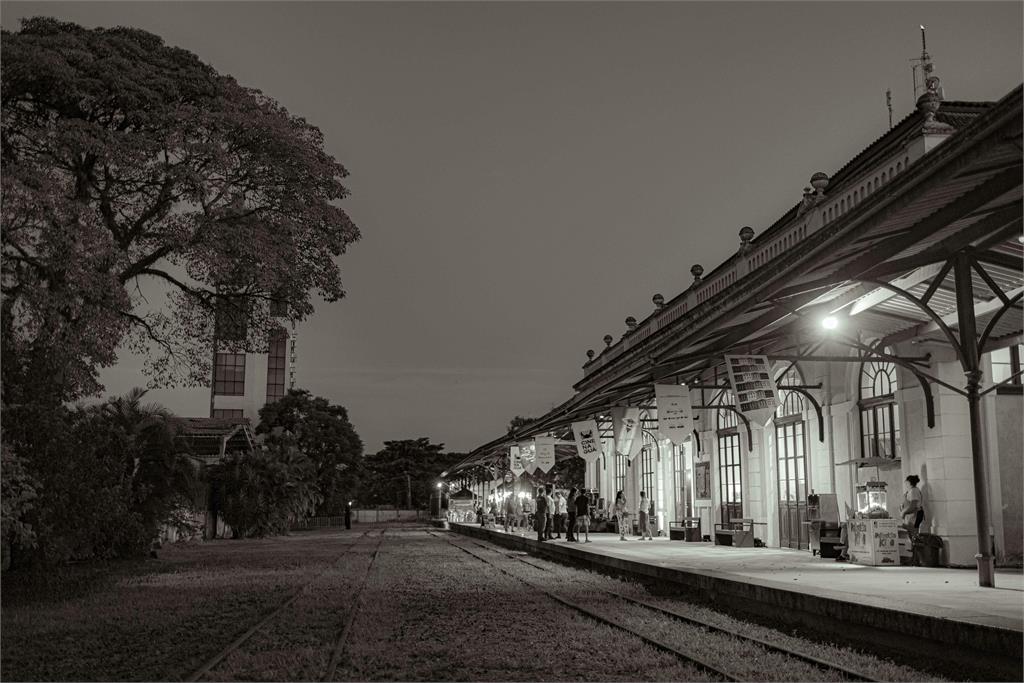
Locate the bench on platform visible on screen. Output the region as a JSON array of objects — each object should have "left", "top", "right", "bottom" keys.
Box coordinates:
[
  {"left": 669, "top": 517, "right": 703, "bottom": 541},
  {"left": 714, "top": 518, "right": 765, "bottom": 547}
]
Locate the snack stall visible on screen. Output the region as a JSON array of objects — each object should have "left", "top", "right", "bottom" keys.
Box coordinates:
[
  {"left": 446, "top": 487, "right": 478, "bottom": 524},
  {"left": 846, "top": 482, "right": 900, "bottom": 566}
]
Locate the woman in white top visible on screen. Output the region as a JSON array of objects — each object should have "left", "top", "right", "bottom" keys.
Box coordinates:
[
  {"left": 613, "top": 491, "right": 630, "bottom": 541},
  {"left": 638, "top": 491, "right": 654, "bottom": 540},
  {"left": 901, "top": 475, "right": 925, "bottom": 531}
]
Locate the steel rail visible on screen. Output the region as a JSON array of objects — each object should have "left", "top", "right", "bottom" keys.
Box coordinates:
[
  {"left": 184, "top": 530, "right": 379, "bottom": 682},
  {"left": 461, "top": 535, "right": 879, "bottom": 683},
  {"left": 429, "top": 531, "right": 737, "bottom": 682},
  {"left": 322, "top": 530, "right": 386, "bottom": 681}
]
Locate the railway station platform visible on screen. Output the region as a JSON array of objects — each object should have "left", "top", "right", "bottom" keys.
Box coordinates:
[{"left": 449, "top": 523, "right": 1023, "bottom": 678}]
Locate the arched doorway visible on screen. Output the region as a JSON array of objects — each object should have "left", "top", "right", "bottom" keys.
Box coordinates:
[
  {"left": 716, "top": 390, "right": 743, "bottom": 525},
  {"left": 775, "top": 365, "right": 808, "bottom": 549}
]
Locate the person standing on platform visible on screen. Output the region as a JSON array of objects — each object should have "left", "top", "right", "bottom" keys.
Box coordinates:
[
  {"left": 503, "top": 492, "right": 516, "bottom": 533},
  {"left": 901, "top": 475, "right": 926, "bottom": 532},
  {"left": 534, "top": 488, "right": 549, "bottom": 541},
  {"left": 543, "top": 485, "right": 555, "bottom": 540},
  {"left": 613, "top": 491, "right": 630, "bottom": 541},
  {"left": 638, "top": 491, "right": 654, "bottom": 540},
  {"left": 575, "top": 491, "right": 591, "bottom": 542},
  {"left": 521, "top": 494, "right": 533, "bottom": 534},
  {"left": 566, "top": 488, "right": 578, "bottom": 542},
  {"left": 552, "top": 490, "right": 566, "bottom": 539}
]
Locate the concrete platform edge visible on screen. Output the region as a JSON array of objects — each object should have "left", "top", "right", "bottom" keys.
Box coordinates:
[{"left": 451, "top": 524, "right": 1022, "bottom": 662}]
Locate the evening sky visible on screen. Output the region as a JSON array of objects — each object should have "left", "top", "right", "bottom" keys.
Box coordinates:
[{"left": 2, "top": 1, "right": 1021, "bottom": 453}]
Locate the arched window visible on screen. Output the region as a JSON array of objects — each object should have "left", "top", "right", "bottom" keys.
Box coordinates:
[
  {"left": 716, "top": 390, "right": 742, "bottom": 523},
  {"left": 859, "top": 356, "right": 901, "bottom": 459}
]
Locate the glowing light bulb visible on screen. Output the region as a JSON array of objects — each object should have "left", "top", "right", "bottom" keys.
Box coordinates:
[{"left": 822, "top": 316, "right": 839, "bottom": 330}]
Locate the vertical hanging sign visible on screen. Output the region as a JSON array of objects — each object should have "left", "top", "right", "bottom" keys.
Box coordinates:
[
  {"left": 571, "top": 420, "right": 603, "bottom": 464},
  {"left": 725, "top": 354, "right": 781, "bottom": 426},
  {"left": 610, "top": 406, "right": 642, "bottom": 461},
  {"left": 509, "top": 445, "right": 525, "bottom": 478},
  {"left": 534, "top": 437, "right": 556, "bottom": 473},
  {"left": 654, "top": 383, "right": 693, "bottom": 446}
]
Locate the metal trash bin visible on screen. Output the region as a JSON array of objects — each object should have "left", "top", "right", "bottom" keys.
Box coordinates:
[{"left": 913, "top": 533, "right": 943, "bottom": 567}]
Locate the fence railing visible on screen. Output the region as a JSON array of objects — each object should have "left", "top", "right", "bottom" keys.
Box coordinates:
[{"left": 290, "top": 509, "right": 429, "bottom": 529}]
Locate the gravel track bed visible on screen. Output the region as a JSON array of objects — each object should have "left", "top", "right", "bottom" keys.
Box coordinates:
[
  {"left": 454, "top": 541, "right": 817, "bottom": 681},
  {"left": 331, "top": 531, "right": 714, "bottom": 681},
  {"left": 199, "top": 536, "right": 381, "bottom": 682},
  {"left": 2, "top": 533, "right": 355, "bottom": 682},
  {"left": 462, "top": 538, "right": 946, "bottom": 682}
]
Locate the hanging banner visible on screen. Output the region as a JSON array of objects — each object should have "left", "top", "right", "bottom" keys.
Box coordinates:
[
  {"left": 725, "top": 354, "right": 781, "bottom": 426},
  {"left": 571, "top": 420, "right": 603, "bottom": 464},
  {"left": 654, "top": 383, "right": 693, "bottom": 446},
  {"left": 509, "top": 445, "right": 525, "bottom": 477},
  {"left": 610, "top": 407, "right": 641, "bottom": 461},
  {"left": 518, "top": 441, "right": 536, "bottom": 474},
  {"left": 534, "top": 437, "right": 556, "bottom": 473}
]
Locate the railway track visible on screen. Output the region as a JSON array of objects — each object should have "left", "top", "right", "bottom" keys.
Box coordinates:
[
  {"left": 184, "top": 529, "right": 385, "bottom": 682},
  {"left": 437, "top": 531, "right": 880, "bottom": 683}
]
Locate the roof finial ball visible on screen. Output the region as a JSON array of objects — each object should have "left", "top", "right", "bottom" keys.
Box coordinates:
[
  {"left": 652, "top": 293, "right": 665, "bottom": 309},
  {"left": 625, "top": 316, "right": 638, "bottom": 330},
  {"left": 691, "top": 264, "right": 704, "bottom": 283},
  {"left": 739, "top": 226, "right": 754, "bottom": 245},
  {"left": 603, "top": 334, "right": 614, "bottom": 347},
  {"left": 810, "top": 172, "right": 829, "bottom": 195},
  {"left": 586, "top": 349, "right": 595, "bottom": 360}
]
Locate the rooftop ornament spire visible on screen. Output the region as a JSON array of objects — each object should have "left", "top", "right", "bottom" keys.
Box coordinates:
[{"left": 913, "top": 24, "right": 952, "bottom": 134}]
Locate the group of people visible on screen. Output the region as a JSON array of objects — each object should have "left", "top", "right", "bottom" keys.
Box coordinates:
[
  {"left": 488, "top": 486, "right": 661, "bottom": 543},
  {"left": 494, "top": 485, "right": 596, "bottom": 543}
]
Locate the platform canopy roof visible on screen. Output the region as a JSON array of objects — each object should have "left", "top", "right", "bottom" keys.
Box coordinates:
[{"left": 448, "top": 86, "right": 1022, "bottom": 478}]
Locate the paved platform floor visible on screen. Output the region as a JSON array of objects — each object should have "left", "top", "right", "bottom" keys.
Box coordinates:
[{"left": 469, "top": 525, "right": 1024, "bottom": 632}]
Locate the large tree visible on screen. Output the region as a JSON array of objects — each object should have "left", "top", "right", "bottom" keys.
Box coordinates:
[
  {"left": 363, "top": 439, "right": 464, "bottom": 508},
  {"left": 1, "top": 18, "right": 360, "bottom": 404},
  {"left": 256, "top": 389, "right": 363, "bottom": 512}
]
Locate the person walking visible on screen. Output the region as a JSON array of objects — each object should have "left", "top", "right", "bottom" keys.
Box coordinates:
[
  {"left": 574, "top": 490, "right": 592, "bottom": 543},
  {"left": 534, "top": 488, "right": 549, "bottom": 542},
  {"left": 613, "top": 491, "right": 630, "bottom": 541},
  {"left": 638, "top": 491, "right": 654, "bottom": 540},
  {"left": 566, "top": 488, "right": 577, "bottom": 542},
  {"left": 503, "top": 492, "right": 517, "bottom": 533}
]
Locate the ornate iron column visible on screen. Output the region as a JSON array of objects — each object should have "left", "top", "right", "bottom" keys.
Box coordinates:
[{"left": 953, "top": 251, "right": 995, "bottom": 588}]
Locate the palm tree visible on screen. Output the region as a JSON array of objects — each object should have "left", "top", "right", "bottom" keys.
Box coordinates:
[{"left": 97, "top": 389, "right": 201, "bottom": 538}]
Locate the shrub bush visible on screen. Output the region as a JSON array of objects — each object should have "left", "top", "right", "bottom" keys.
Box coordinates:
[
  {"left": 1, "top": 445, "right": 40, "bottom": 568},
  {"left": 2, "top": 397, "right": 200, "bottom": 565},
  {"left": 207, "top": 442, "right": 322, "bottom": 538}
]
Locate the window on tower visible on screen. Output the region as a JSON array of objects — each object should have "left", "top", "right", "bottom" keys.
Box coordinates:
[
  {"left": 214, "top": 352, "right": 246, "bottom": 396},
  {"left": 266, "top": 329, "right": 288, "bottom": 404}
]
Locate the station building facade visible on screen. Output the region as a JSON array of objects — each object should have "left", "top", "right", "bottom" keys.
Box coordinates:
[{"left": 448, "top": 83, "right": 1023, "bottom": 572}]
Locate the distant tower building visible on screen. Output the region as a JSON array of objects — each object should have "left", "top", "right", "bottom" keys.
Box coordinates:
[{"left": 210, "top": 299, "right": 297, "bottom": 423}]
